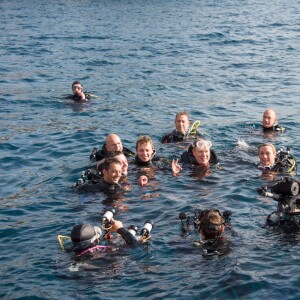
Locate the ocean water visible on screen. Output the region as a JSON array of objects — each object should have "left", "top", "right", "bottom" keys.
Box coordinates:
[{"left": 1, "top": 0, "right": 300, "bottom": 299}]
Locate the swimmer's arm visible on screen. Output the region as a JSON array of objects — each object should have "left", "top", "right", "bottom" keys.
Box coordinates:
[{"left": 111, "top": 220, "right": 137, "bottom": 245}]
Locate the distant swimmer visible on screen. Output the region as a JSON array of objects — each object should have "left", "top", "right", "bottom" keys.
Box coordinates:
[
  {"left": 171, "top": 139, "right": 219, "bottom": 176},
  {"left": 258, "top": 143, "right": 297, "bottom": 174},
  {"left": 67, "top": 81, "right": 91, "bottom": 101},
  {"left": 161, "top": 111, "right": 203, "bottom": 144},
  {"left": 262, "top": 109, "right": 285, "bottom": 132},
  {"left": 90, "top": 133, "right": 134, "bottom": 162}
]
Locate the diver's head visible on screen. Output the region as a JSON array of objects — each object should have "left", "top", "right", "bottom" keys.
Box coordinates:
[
  {"left": 262, "top": 109, "right": 277, "bottom": 128},
  {"left": 102, "top": 157, "right": 123, "bottom": 184},
  {"left": 258, "top": 143, "right": 276, "bottom": 167},
  {"left": 105, "top": 151, "right": 128, "bottom": 175},
  {"left": 105, "top": 134, "right": 123, "bottom": 152},
  {"left": 192, "top": 139, "right": 212, "bottom": 166},
  {"left": 71, "top": 81, "right": 83, "bottom": 95},
  {"left": 71, "top": 224, "right": 102, "bottom": 252},
  {"left": 175, "top": 111, "right": 190, "bottom": 134},
  {"left": 136, "top": 135, "right": 155, "bottom": 163},
  {"left": 199, "top": 210, "right": 225, "bottom": 240}
]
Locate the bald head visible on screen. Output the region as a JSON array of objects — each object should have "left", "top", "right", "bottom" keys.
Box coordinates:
[
  {"left": 105, "top": 134, "right": 123, "bottom": 152},
  {"left": 262, "top": 109, "right": 277, "bottom": 129}
]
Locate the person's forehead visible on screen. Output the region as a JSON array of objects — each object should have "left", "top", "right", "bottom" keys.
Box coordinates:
[
  {"left": 194, "top": 147, "right": 209, "bottom": 152},
  {"left": 264, "top": 111, "right": 275, "bottom": 118},
  {"left": 109, "top": 137, "right": 121, "bottom": 144},
  {"left": 176, "top": 115, "right": 188, "bottom": 121},
  {"left": 109, "top": 162, "right": 122, "bottom": 169},
  {"left": 116, "top": 154, "right": 126, "bottom": 161},
  {"left": 138, "top": 142, "right": 152, "bottom": 149},
  {"left": 72, "top": 84, "right": 82, "bottom": 88},
  {"left": 260, "top": 146, "right": 274, "bottom": 152}
]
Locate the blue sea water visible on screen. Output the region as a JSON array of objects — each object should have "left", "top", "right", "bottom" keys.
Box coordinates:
[{"left": 1, "top": 0, "right": 300, "bottom": 299}]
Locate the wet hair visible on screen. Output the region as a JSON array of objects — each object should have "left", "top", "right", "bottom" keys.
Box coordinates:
[
  {"left": 135, "top": 135, "right": 154, "bottom": 151},
  {"left": 102, "top": 157, "right": 122, "bottom": 171},
  {"left": 200, "top": 210, "right": 225, "bottom": 239},
  {"left": 175, "top": 111, "right": 189, "bottom": 121},
  {"left": 72, "top": 81, "right": 82, "bottom": 88},
  {"left": 258, "top": 143, "right": 276, "bottom": 155}
]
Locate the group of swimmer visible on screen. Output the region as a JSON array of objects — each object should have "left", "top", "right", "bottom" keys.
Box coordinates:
[{"left": 61, "top": 81, "right": 297, "bottom": 258}]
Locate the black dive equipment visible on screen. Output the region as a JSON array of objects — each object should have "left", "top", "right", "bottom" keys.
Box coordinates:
[
  {"left": 257, "top": 176, "right": 300, "bottom": 228},
  {"left": 179, "top": 209, "right": 232, "bottom": 232},
  {"left": 273, "top": 148, "right": 297, "bottom": 174}
]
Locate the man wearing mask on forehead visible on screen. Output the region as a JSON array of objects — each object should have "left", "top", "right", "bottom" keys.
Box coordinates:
[{"left": 171, "top": 139, "right": 219, "bottom": 176}]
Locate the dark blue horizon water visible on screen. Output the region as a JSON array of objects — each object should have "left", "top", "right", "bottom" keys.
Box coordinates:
[{"left": 1, "top": 0, "right": 300, "bottom": 299}]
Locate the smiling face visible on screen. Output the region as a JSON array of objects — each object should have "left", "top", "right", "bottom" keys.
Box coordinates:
[
  {"left": 136, "top": 142, "right": 154, "bottom": 162},
  {"left": 258, "top": 145, "right": 276, "bottom": 166},
  {"left": 192, "top": 146, "right": 211, "bottom": 166},
  {"left": 103, "top": 162, "right": 122, "bottom": 184},
  {"left": 175, "top": 114, "right": 189, "bottom": 134},
  {"left": 262, "top": 109, "right": 277, "bottom": 128}
]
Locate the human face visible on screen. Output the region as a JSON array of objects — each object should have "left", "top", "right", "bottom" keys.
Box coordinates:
[
  {"left": 137, "top": 142, "right": 154, "bottom": 162},
  {"left": 115, "top": 154, "right": 128, "bottom": 175},
  {"left": 175, "top": 115, "right": 189, "bottom": 134},
  {"left": 192, "top": 147, "right": 211, "bottom": 166},
  {"left": 72, "top": 84, "right": 83, "bottom": 95},
  {"left": 259, "top": 146, "right": 276, "bottom": 166},
  {"left": 106, "top": 135, "right": 123, "bottom": 152},
  {"left": 103, "top": 162, "right": 122, "bottom": 184},
  {"left": 262, "top": 110, "right": 277, "bottom": 128}
]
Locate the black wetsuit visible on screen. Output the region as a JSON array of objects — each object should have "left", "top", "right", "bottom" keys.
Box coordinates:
[
  {"left": 262, "top": 124, "right": 285, "bottom": 132},
  {"left": 76, "top": 178, "right": 122, "bottom": 194},
  {"left": 90, "top": 144, "right": 134, "bottom": 161},
  {"left": 66, "top": 93, "right": 91, "bottom": 101},
  {"left": 180, "top": 145, "right": 219, "bottom": 165},
  {"left": 161, "top": 130, "right": 203, "bottom": 144},
  {"left": 117, "top": 228, "right": 138, "bottom": 246}
]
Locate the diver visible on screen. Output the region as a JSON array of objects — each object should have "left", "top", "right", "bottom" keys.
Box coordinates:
[
  {"left": 161, "top": 111, "right": 203, "bottom": 144},
  {"left": 134, "top": 135, "right": 163, "bottom": 168},
  {"left": 96, "top": 151, "right": 129, "bottom": 177},
  {"left": 90, "top": 133, "right": 134, "bottom": 162},
  {"left": 66, "top": 81, "right": 91, "bottom": 101},
  {"left": 179, "top": 209, "right": 232, "bottom": 256},
  {"left": 262, "top": 109, "right": 285, "bottom": 132},
  {"left": 171, "top": 139, "right": 219, "bottom": 177},
  {"left": 75, "top": 158, "right": 124, "bottom": 194},
  {"left": 258, "top": 143, "right": 297, "bottom": 174},
  {"left": 58, "top": 216, "right": 154, "bottom": 259}
]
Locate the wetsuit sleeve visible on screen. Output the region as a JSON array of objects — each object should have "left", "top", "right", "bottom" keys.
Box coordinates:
[{"left": 117, "top": 228, "right": 137, "bottom": 245}]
